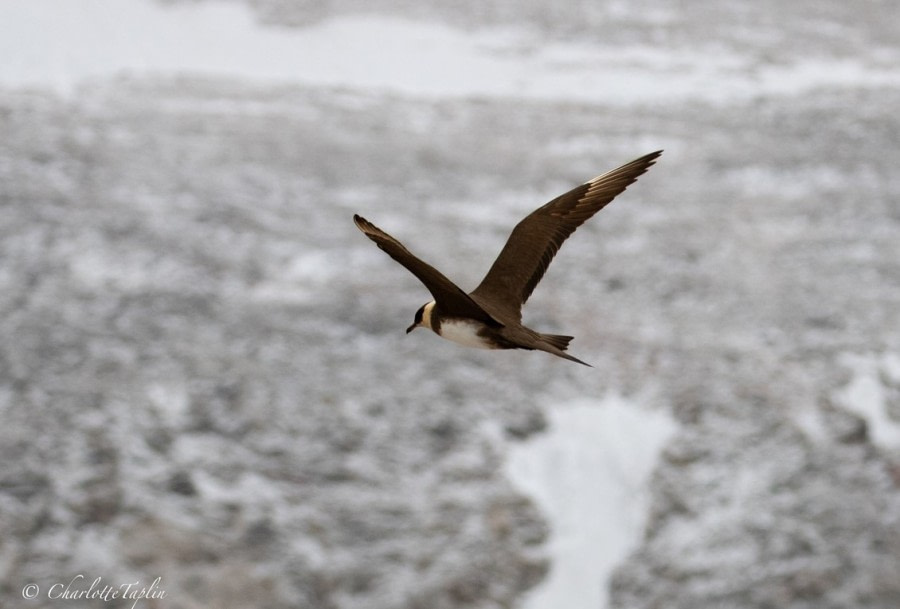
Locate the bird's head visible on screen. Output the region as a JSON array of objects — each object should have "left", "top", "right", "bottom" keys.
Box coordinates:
[{"left": 407, "top": 300, "right": 435, "bottom": 334}]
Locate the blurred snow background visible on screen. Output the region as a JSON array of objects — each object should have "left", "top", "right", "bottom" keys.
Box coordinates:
[{"left": 1, "top": 1, "right": 899, "bottom": 608}]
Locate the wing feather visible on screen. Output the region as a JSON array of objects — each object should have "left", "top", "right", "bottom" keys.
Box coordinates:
[
  {"left": 470, "top": 150, "right": 662, "bottom": 319},
  {"left": 353, "top": 214, "right": 499, "bottom": 325}
]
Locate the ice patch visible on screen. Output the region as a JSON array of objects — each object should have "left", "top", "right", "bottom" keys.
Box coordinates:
[
  {"left": 506, "top": 392, "right": 676, "bottom": 609},
  {"left": 725, "top": 164, "right": 865, "bottom": 200},
  {"left": 834, "top": 352, "right": 900, "bottom": 450},
  {"left": 2, "top": 0, "right": 899, "bottom": 103},
  {"left": 791, "top": 402, "right": 829, "bottom": 444},
  {"left": 146, "top": 381, "right": 190, "bottom": 427},
  {"left": 883, "top": 352, "right": 900, "bottom": 385},
  {"left": 251, "top": 249, "right": 341, "bottom": 304}
]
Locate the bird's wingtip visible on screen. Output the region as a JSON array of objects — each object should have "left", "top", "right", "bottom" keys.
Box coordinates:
[{"left": 353, "top": 214, "right": 369, "bottom": 230}]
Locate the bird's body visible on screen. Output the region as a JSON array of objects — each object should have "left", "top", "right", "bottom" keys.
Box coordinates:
[
  {"left": 353, "top": 150, "right": 662, "bottom": 366},
  {"left": 433, "top": 316, "right": 493, "bottom": 350}
]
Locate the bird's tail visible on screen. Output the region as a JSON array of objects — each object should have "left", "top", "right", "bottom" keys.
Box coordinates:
[
  {"left": 537, "top": 333, "right": 592, "bottom": 366},
  {"left": 540, "top": 333, "right": 574, "bottom": 351}
]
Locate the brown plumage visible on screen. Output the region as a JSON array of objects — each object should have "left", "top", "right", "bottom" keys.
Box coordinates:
[{"left": 353, "top": 150, "right": 662, "bottom": 366}]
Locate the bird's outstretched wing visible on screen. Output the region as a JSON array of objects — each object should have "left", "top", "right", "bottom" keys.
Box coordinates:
[
  {"left": 353, "top": 214, "right": 500, "bottom": 325},
  {"left": 470, "top": 150, "right": 662, "bottom": 319}
]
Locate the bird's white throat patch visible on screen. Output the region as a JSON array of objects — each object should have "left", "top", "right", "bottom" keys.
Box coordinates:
[
  {"left": 438, "top": 319, "right": 495, "bottom": 349},
  {"left": 421, "top": 300, "right": 435, "bottom": 329}
]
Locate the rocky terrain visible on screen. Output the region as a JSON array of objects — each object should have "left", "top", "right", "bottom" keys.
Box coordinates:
[{"left": 2, "top": 1, "right": 900, "bottom": 608}]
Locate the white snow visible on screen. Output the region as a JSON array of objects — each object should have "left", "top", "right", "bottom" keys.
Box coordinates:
[
  {"left": 146, "top": 381, "right": 190, "bottom": 427},
  {"left": 835, "top": 352, "right": 900, "bottom": 450},
  {"left": 2, "top": 0, "right": 899, "bottom": 103},
  {"left": 506, "top": 392, "right": 676, "bottom": 609},
  {"left": 790, "top": 402, "right": 830, "bottom": 444}
]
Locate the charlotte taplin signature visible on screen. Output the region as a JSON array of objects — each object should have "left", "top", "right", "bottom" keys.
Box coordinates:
[{"left": 22, "top": 574, "right": 166, "bottom": 607}]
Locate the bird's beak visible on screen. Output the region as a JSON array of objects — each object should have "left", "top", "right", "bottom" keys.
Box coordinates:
[{"left": 406, "top": 323, "right": 417, "bottom": 334}]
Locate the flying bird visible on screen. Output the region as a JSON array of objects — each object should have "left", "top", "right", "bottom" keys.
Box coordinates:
[{"left": 353, "top": 150, "right": 662, "bottom": 366}]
